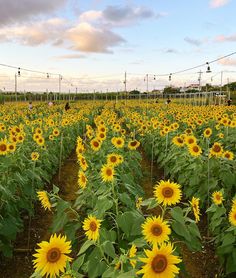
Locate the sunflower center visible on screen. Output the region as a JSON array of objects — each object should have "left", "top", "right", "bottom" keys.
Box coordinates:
[
  {"left": 100, "top": 133, "right": 105, "bottom": 138},
  {"left": 151, "top": 224, "right": 162, "bottom": 236},
  {"left": 162, "top": 187, "right": 174, "bottom": 198},
  {"left": 213, "top": 145, "right": 221, "bottom": 152},
  {"left": 193, "top": 146, "right": 199, "bottom": 152},
  {"left": 188, "top": 139, "right": 194, "bottom": 144},
  {"left": 117, "top": 140, "right": 122, "bottom": 145},
  {"left": 81, "top": 175, "right": 86, "bottom": 183},
  {"left": 151, "top": 254, "right": 168, "bottom": 273},
  {"left": 93, "top": 141, "right": 99, "bottom": 147},
  {"left": 110, "top": 156, "right": 117, "bottom": 162},
  {"left": 106, "top": 168, "right": 113, "bottom": 176},
  {"left": 177, "top": 138, "right": 183, "bottom": 144},
  {"left": 47, "top": 247, "right": 61, "bottom": 263},
  {"left": 131, "top": 141, "right": 137, "bottom": 146},
  {"left": 89, "top": 221, "right": 97, "bottom": 231},
  {"left": 0, "top": 144, "right": 7, "bottom": 151},
  {"left": 225, "top": 153, "right": 230, "bottom": 158},
  {"left": 216, "top": 194, "right": 221, "bottom": 200}
]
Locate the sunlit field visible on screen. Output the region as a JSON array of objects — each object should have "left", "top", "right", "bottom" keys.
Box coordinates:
[{"left": 0, "top": 100, "right": 236, "bottom": 278}]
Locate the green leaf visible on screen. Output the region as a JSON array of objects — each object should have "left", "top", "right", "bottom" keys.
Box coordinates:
[
  {"left": 172, "top": 221, "right": 191, "bottom": 242},
  {"left": 102, "top": 241, "right": 116, "bottom": 259},
  {"left": 88, "top": 259, "right": 107, "bottom": 278},
  {"left": 72, "top": 254, "right": 86, "bottom": 271},
  {"left": 170, "top": 207, "right": 185, "bottom": 225},
  {"left": 221, "top": 233, "right": 235, "bottom": 247},
  {"left": 78, "top": 240, "right": 94, "bottom": 256},
  {"left": 117, "top": 269, "right": 137, "bottom": 278}
]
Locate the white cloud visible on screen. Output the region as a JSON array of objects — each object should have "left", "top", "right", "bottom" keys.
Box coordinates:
[
  {"left": 218, "top": 58, "right": 236, "bottom": 66},
  {"left": 0, "top": 0, "right": 67, "bottom": 25},
  {"left": 79, "top": 10, "right": 102, "bottom": 22},
  {"left": 210, "top": 0, "right": 230, "bottom": 8},
  {"left": 0, "top": 18, "right": 68, "bottom": 46},
  {"left": 66, "top": 23, "right": 125, "bottom": 53},
  {"left": 215, "top": 34, "right": 236, "bottom": 42}
]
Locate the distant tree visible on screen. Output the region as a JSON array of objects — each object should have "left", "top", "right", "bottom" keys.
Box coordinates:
[
  {"left": 163, "top": 86, "right": 180, "bottom": 95},
  {"left": 129, "top": 89, "right": 140, "bottom": 94}
]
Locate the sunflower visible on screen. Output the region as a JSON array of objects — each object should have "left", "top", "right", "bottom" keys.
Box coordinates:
[
  {"left": 185, "top": 135, "right": 197, "bottom": 146},
  {"left": 107, "top": 153, "right": 120, "bottom": 167},
  {"left": 154, "top": 180, "right": 182, "bottom": 206},
  {"left": 82, "top": 215, "right": 102, "bottom": 241},
  {"left": 7, "top": 142, "right": 16, "bottom": 153},
  {"left": 222, "top": 150, "right": 234, "bottom": 160},
  {"left": 129, "top": 244, "right": 137, "bottom": 268},
  {"left": 203, "top": 128, "right": 212, "bottom": 138},
  {"left": 128, "top": 140, "right": 140, "bottom": 150},
  {"left": 31, "top": 152, "right": 40, "bottom": 161},
  {"left": 53, "top": 128, "right": 60, "bottom": 137},
  {"left": 189, "top": 197, "right": 200, "bottom": 223},
  {"left": 142, "top": 216, "right": 171, "bottom": 245},
  {"left": 35, "top": 127, "right": 43, "bottom": 135},
  {"left": 188, "top": 144, "right": 202, "bottom": 157},
  {"left": 212, "top": 191, "right": 224, "bottom": 205},
  {"left": 137, "top": 243, "right": 182, "bottom": 278},
  {"left": 78, "top": 170, "right": 87, "bottom": 189},
  {"left": 229, "top": 207, "right": 236, "bottom": 226},
  {"left": 218, "top": 133, "right": 224, "bottom": 139},
  {"left": 172, "top": 136, "right": 184, "bottom": 147},
  {"left": 0, "top": 138, "right": 8, "bottom": 155},
  {"left": 97, "top": 132, "right": 106, "bottom": 141},
  {"left": 33, "top": 234, "right": 72, "bottom": 278},
  {"left": 90, "top": 138, "right": 101, "bottom": 151},
  {"left": 111, "top": 137, "right": 125, "bottom": 148},
  {"left": 101, "top": 164, "right": 115, "bottom": 182},
  {"left": 136, "top": 197, "right": 143, "bottom": 209},
  {"left": 37, "top": 191, "right": 52, "bottom": 211},
  {"left": 78, "top": 155, "right": 88, "bottom": 171},
  {"left": 16, "top": 133, "right": 25, "bottom": 143},
  {"left": 209, "top": 142, "right": 223, "bottom": 157},
  {"left": 36, "top": 137, "right": 45, "bottom": 147}
]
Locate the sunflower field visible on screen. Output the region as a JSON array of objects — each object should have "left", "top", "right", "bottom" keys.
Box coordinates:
[{"left": 0, "top": 100, "right": 236, "bottom": 278}]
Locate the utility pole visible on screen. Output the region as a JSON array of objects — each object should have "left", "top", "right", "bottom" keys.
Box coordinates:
[
  {"left": 124, "top": 71, "right": 127, "bottom": 103},
  {"left": 220, "top": 71, "right": 223, "bottom": 95},
  {"left": 59, "top": 74, "right": 62, "bottom": 94},
  {"left": 15, "top": 73, "right": 17, "bottom": 102}
]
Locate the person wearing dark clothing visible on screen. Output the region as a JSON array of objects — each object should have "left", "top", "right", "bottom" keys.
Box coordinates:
[
  {"left": 65, "top": 102, "right": 70, "bottom": 111},
  {"left": 227, "top": 99, "right": 232, "bottom": 106},
  {"left": 167, "top": 97, "right": 171, "bottom": 104}
]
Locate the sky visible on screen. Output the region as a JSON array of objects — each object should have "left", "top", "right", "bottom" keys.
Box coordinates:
[{"left": 0, "top": 0, "right": 236, "bottom": 93}]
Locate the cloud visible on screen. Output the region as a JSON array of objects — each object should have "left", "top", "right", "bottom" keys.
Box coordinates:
[
  {"left": 66, "top": 23, "right": 125, "bottom": 53},
  {"left": 0, "top": 18, "right": 68, "bottom": 46},
  {"left": 218, "top": 58, "right": 236, "bottom": 66},
  {"left": 210, "top": 0, "right": 230, "bottom": 8},
  {"left": 79, "top": 5, "right": 166, "bottom": 27},
  {"left": 0, "top": 17, "right": 125, "bottom": 53},
  {"left": 215, "top": 34, "right": 236, "bottom": 42},
  {"left": 164, "top": 48, "right": 178, "bottom": 54},
  {"left": 54, "top": 54, "right": 86, "bottom": 59},
  {"left": 0, "top": 0, "right": 67, "bottom": 25},
  {"left": 184, "top": 37, "right": 202, "bottom": 46}
]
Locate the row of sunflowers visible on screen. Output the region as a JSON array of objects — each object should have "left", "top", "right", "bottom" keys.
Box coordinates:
[
  {"left": 32, "top": 103, "right": 206, "bottom": 278},
  {"left": 0, "top": 102, "right": 96, "bottom": 256},
  {"left": 122, "top": 102, "right": 236, "bottom": 275}
]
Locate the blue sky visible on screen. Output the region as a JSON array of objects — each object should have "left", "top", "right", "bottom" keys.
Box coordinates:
[{"left": 0, "top": 0, "right": 236, "bottom": 92}]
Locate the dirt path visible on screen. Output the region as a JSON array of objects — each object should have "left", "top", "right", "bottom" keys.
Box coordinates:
[{"left": 0, "top": 151, "right": 79, "bottom": 278}]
